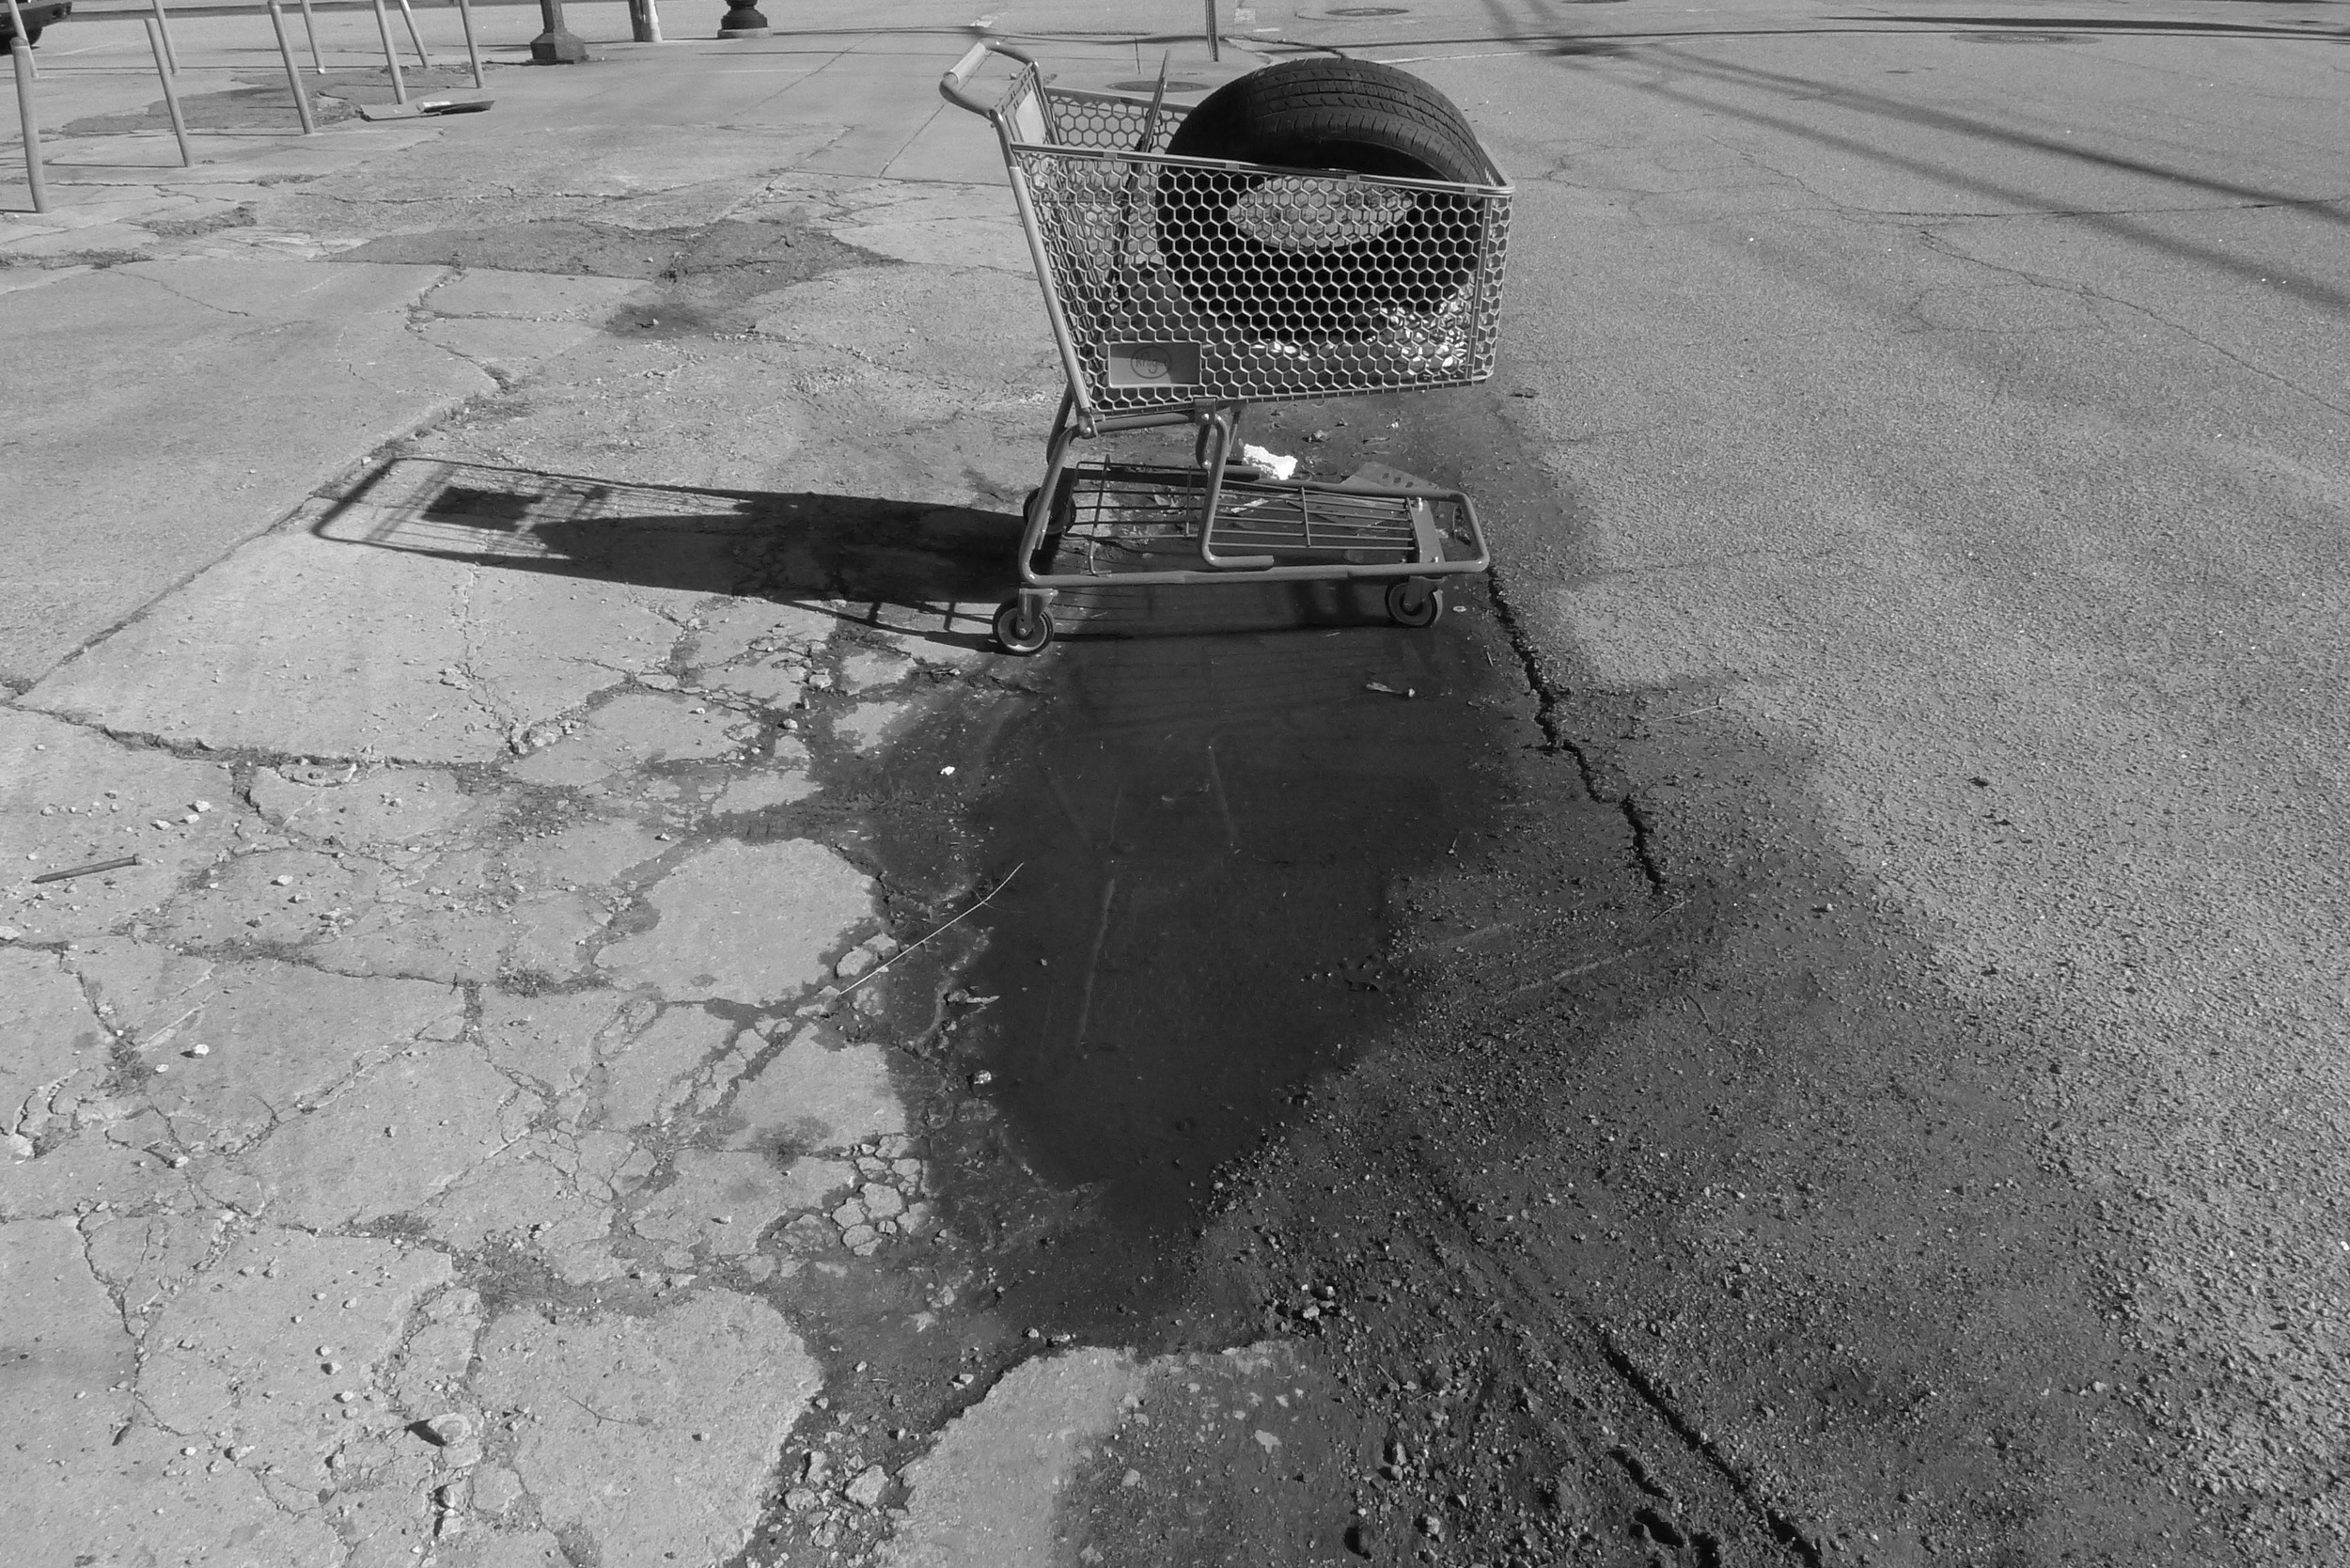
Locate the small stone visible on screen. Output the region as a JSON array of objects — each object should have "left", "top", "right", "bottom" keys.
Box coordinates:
[
  {"left": 834, "top": 948, "right": 878, "bottom": 981},
  {"left": 802, "top": 1451, "right": 829, "bottom": 1482},
  {"left": 194, "top": 801, "right": 214, "bottom": 813},
  {"left": 840, "top": 1224, "right": 877, "bottom": 1250},
  {"left": 844, "top": 1465, "right": 889, "bottom": 1508},
  {"left": 1418, "top": 1513, "right": 1444, "bottom": 1541},
  {"left": 188, "top": 1043, "right": 211, "bottom": 1057},
  {"left": 337, "top": 1391, "right": 357, "bottom": 1403},
  {"left": 0, "top": 927, "right": 21, "bottom": 944},
  {"left": 272, "top": 875, "right": 292, "bottom": 886},
  {"left": 420, "top": 1412, "right": 474, "bottom": 1447},
  {"left": 783, "top": 1487, "right": 822, "bottom": 1514},
  {"left": 180, "top": 1446, "right": 199, "bottom": 1457}
]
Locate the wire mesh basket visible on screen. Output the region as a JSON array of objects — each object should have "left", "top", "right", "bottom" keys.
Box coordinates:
[
  {"left": 941, "top": 40, "right": 1509, "bottom": 652},
  {"left": 985, "top": 60, "right": 1512, "bottom": 418}
]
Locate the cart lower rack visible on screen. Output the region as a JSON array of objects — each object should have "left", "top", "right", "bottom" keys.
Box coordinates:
[{"left": 939, "top": 40, "right": 1513, "bottom": 653}]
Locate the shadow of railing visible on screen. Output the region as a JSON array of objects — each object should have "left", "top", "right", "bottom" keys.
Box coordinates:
[
  {"left": 307, "top": 456, "right": 1406, "bottom": 651},
  {"left": 308, "top": 456, "right": 1017, "bottom": 654}
]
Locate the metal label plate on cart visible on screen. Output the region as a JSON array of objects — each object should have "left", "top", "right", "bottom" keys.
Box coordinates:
[{"left": 1104, "top": 342, "right": 1202, "bottom": 388}]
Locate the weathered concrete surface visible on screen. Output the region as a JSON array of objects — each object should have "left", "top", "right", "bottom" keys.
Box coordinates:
[
  {"left": 1, "top": 15, "right": 1260, "bottom": 1568},
  {"left": 23, "top": 527, "right": 683, "bottom": 762},
  {"left": 597, "top": 839, "right": 876, "bottom": 1004},
  {"left": 881, "top": 1349, "right": 1143, "bottom": 1568},
  {"left": 0, "top": 259, "right": 490, "bottom": 686},
  {"left": 475, "top": 1292, "right": 822, "bottom": 1566},
  {"left": 0, "top": 708, "right": 241, "bottom": 944}
]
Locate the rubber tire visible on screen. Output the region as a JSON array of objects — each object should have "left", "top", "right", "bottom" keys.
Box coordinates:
[
  {"left": 1386, "top": 580, "right": 1442, "bottom": 628},
  {"left": 1157, "top": 59, "right": 1488, "bottom": 340},
  {"left": 994, "top": 600, "right": 1055, "bottom": 655}
]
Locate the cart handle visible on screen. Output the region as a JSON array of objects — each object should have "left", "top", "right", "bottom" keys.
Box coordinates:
[{"left": 940, "top": 36, "right": 1037, "bottom": 117}]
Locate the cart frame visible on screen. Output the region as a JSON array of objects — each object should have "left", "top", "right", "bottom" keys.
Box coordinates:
[{"left": 939, "top": 39, "right": 1513, "bottom": 651}]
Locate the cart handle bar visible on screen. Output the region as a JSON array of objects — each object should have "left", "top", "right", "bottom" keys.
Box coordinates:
[{"left": 941, "top": 37, "right": 1037, "bottom": 118}]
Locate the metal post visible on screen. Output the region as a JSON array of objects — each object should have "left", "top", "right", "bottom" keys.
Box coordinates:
[
  {"left": 1203, "top": 0, "right": 1219, "bottom": 62},
  {"left": 142, "top": 16, "right": 193, "bottom": 165},
  {"left": 368, "top": 0, "right": 407, "bottom": 102},
  {"left": 149, "top": 0, "right": 180, "bottom": 75},
  {"left": 391, "top": 0, "right": 430, "bottom": 70},
  {"left": 298, "top": 0, "right": 323, "bottom": 73},
  {"left": 264, "top": 0, "right": 316, "bottom": 133},
  {"left": 715, "top": 0, "right": 766, "bottom": 39},
  {"left": 451, "top": 0, "right": 482, "bottom": 87},
  {"left": 529, "top": 0, "right": 586, "bottom": 62},
  {"left": 8, "top": 36, "right": 45, "bottom": 212},
  {"left": 640, "top": 0, "right": 662, "bottom": 43},
  {"left": 4, "top": 0, "right": 37, "bottom": 80}
]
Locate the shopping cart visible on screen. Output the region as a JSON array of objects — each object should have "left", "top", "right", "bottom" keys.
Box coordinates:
[{"left": 939, "top": 39, "right": 1512, "bottom": 653}]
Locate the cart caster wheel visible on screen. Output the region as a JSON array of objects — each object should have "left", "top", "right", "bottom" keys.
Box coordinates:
[
  {"left": 1386, "top": 581, "right": 1442, "bottom": 629},
  {"left": 994, "top": 599, "right": 1056, "bottom": 655}
]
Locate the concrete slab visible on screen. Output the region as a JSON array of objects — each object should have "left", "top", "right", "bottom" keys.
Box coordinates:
[
  {"left": 474, "top": 1290, "right": 822, "bottom": 1567},
  {"left": 0, "top": 709, "right": 241, "bottom": 945},
  {"left": 424, "top": 268, "right": 648, "bottom": 321},
  {"left": 1, "top": 949, "right": 111, "bottom": 1158},
  {"left": 596, "top": 839, "right": 873, "bottom": 1005},
  {"left": 139, "top": 1229, "right": 454, "bottom": 1485},
  {"left": 597, "top": 1001, "right": 736, "bottom": 1131},
  {"left": 249, "top": 764, "right": 479, "bottom": 847},
  {"left": 631, "top": 1149, "right": 854, "bottom": 1257},
  {"left": 725, "top": 1027, "right": 907, "bottom": 1154},
  {"left": 24, "top": 526, "right": 681, "bottom": 762},
  {"left": 509, "top": 692, "right": 756, "bottom": 785},
  {"left": 0, "top": 259, "right": 490, "bottom": 684},
  {"left": 64, "top": 939, "right": 465, "bottom": 1152},
  {"left": 418, "top": 315, "right": 604, "bottom": 374},
  {"left": 224, "top": 1042, "right": 533, "bottom": 1228},
  {"left": 749, "top": 264, "right": 1058, "bottom": 392},
  {"left": 880, "top": 1348, "right": 1145, "bottom": 1568}
]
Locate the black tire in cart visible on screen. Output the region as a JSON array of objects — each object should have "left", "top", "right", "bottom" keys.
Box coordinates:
[{"left": 1156, "top": 59, "right": 1489, "bottom": 342}]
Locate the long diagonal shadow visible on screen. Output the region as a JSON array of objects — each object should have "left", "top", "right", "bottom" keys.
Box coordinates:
[
  {"left": 1607, "top": 45, "right": 2350, "bottom": 315},
  {"left": 307, "top": 458, "right": 1017, "bottom": 652},
  {"left": 1672, "top": 46, "right": 2350, "bottom": 226}
]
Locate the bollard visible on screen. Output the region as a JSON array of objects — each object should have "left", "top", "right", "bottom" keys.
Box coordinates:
[
  {"left": 451, "top": 0, "right": 482, "bottom": 87},
  {"left": 264, "top": 0, "right": 315, "bottom": 133},
  {"left": 1202, "top": 0, "right": 1218, "bottom": 62},
  {"left": 715, "top": 0, "right": 765, "bottom": 39},
  {"left": 7, "top": 33, "right": 45, "bottom": 212},
  {"left": 368, "top": 0, "right": 407, "bottom": 102},
  {"left": 142, "top": 14, "right": 193, "bottom": 165},
  {"left": 528, "top": 0, "right": 586, "bottom": 62}
]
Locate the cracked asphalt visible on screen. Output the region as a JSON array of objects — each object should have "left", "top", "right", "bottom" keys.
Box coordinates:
[{"left": 7, "top": 3, "right": 2348, "bottom": 1567}]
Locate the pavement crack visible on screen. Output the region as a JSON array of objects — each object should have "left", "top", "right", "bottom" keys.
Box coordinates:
[
  {"left": 121, "top": 269, "right": 258, "bottom": 319},
  {"left": 1482, "top": 569, "right": 1669, "bottom": 897},
  {"left": 1918, "top": 225, "right": 2350, "bottom": 417}
]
